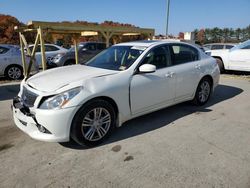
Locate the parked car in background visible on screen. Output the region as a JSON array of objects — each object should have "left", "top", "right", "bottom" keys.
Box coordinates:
[
  {"left": 203, "top": 43, "right": 235, "bottom": 50},
  {"left": 27, "top": 44, "right": 68, "bottom": 68},
  {"left": 207, "top": 40, "right": 250, "bottom": 72},
  {"left": 12, "top": 40, "right": 219, "bottom": 147},
  {"left": 50, "top": 42, "right": 106, "bottom": 67},
  {"left": 0, "top": 44, "right": 25, "bottom": 80}
]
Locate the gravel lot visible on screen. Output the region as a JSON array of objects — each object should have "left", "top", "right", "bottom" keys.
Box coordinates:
[{"left": 0, "top": 75, "right": 250, "bottom": 188}]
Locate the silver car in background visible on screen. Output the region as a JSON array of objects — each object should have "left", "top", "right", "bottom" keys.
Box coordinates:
[
  {"left": 50, "top": 42, "right": 106, "bottom": 67},
  {"left": 0, "top": 44, "right": 25, "bottom": 80}
]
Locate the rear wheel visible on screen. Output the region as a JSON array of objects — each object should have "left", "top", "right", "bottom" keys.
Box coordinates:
[
  {"left": 71, "top": 99, "right": 116, "bottom": 147},
  {"left": 193, "top": 77, "right": 212, "bottom": 106},
  {"left": 5, "top": 65, "right": 23, "bottom": 80}
]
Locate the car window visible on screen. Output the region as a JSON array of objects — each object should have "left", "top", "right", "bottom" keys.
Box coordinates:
[
  {"left": 0, "top": 46, "right": 9, "bottom": 54},
  {"left": 97, "top": 43, "right": 106, "bottom": 50},
  {"left": 85, "top": 43, "right": 96, "bottom": 51},
  {"left": 225, "top": 45, "right": 234, "bottom": 49},
  {"left": 241, "top": 45, "right": 250, "bottom": 49},
  {"left": 141, "top": 46, "right": 171, "bottom": 69},
  {"left": 211, "top": 45, "right": 224, "bottom": 50},
  {"left": 230, "top": 40, "right": 250, "bottom": 51},
  {"left": 170, "top": 44, "right": 199, "bottom": 65},
  {"left": 45, "top": 45, "right": 60, "bottom": 51},
  {"left": 29, "top": 46, "right": 41, "bottom": 52},
  {"left": 203, "top": 45, "right": 211, "bottom": 50},
  {"left": 86, "top": 45, "right": 145, "bottom": 71}
]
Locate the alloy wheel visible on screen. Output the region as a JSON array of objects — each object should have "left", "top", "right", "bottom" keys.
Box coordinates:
[
  {"left": 198, "top": 81, "right": 211, "bottom": 103},
  {"left": 81, "top": 107, "right": 111, "bottom": 141},
  {"left": 8, "top": 66, "right": 22, "bottom": 79}
]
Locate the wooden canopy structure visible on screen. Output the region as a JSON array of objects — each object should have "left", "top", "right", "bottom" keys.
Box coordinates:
[{"left": 15, "top": 20, "right": 155, "bottom": 79}]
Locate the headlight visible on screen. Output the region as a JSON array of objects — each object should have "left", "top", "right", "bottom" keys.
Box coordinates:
[{"left": 40, "top": 87, "right": 82, "bottom": 110}]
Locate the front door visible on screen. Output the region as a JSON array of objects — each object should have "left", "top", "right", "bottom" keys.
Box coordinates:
[
  {"left": 228, "top": 48, "right": 250, "bottom": 71},
  {"left": 130, "top": 45, "right": 176, "bottom": 115}
]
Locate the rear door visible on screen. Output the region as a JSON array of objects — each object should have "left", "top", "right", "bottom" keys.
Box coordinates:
[{"left": 168, "top": 44, "right": 201, "bottom": 102}]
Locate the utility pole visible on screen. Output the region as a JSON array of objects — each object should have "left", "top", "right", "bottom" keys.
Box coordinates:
[{"left": 166, "top": 0, "right": 170, "bottom": 37}]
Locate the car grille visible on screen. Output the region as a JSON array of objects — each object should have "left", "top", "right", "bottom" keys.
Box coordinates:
[{"left": 21, "top": 87, "right": 38, "bottom": 107}]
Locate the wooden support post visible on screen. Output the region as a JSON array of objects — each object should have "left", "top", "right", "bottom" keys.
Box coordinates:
[
  {"left": 38, "top": 27, "right": 47, "bottom": 70},
  {"left": 73, "top": 36, "right": 79, "bottom": 64},
  {"left": 100, "top": 31, "right": 114, "bottom": 48},
  {"left": 27, "top": 32, "right": 40, "bottom": 76},
  {"left": 19, "top": 32, "right": 27, "bottom": 78}
]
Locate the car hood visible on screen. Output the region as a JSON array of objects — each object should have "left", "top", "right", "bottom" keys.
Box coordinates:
[{"left": 26, "top": 65, "right": 118, "bottom": 92}]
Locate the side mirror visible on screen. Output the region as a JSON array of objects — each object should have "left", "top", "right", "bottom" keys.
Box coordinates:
[
  {"left": 138, "top": 64, "right": 156, "bottom": 73},
  {"left": 82, "top": 48, "right": 87, "bottom": 52}
]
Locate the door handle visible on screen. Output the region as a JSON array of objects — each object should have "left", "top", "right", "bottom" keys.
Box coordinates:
[
  {"left": 165, "top": 72, "right": 175, "bottom": 78},
  {"left": 195, "top": 64, "right": 201, "bottom": 70}
]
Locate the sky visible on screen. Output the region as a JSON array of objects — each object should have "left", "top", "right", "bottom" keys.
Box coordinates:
[{"left": 0, "top": 0, "right": 249, "bottom": 35}]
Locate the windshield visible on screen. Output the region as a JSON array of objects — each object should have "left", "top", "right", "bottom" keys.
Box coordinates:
[
  {"left": 230, "top": 40, "right": 250, "bottom": 51},
  {"left": 86, "top": 45, "right": 146, "bottom": 71}
]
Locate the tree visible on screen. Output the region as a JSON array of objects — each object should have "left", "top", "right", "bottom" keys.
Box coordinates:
[
  {"left": 178, "top": 32, "right": 184, "bottom": 39},
  {"left": 0, "top": 14, "right": 21, "bottom": 44},
  {"left": 196, "top": 29, "right": 205, "bottom": 44}
]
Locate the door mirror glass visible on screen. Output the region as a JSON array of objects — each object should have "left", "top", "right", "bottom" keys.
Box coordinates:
[
  {"left": 139, "top": 64, "right": 156, "bottom": 73},
  {"left": 82, "top": 48, "right": 88, "bottom": 52}
]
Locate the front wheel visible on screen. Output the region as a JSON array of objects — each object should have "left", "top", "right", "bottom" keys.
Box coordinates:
[
  {"left": 215, "top": 58, "right": 224, "bottom": 73},
  {"left": 193, "top": 78, "right": 212, "bottom": 106},
  {"left": 71, "top": 100, "right": 116, "bottom": 147}
]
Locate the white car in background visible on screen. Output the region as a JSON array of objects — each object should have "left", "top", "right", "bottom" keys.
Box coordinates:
[
  {"left": 28, "top": 44, "right": 68, "bottom": 68},
  {"left": 12, "top": 41, "right": 220, "bottom": 147},
  {"left": 203, "top": 43, "right": 235, "bottom": 51},
  {"left": 207, "top": 40, "right": 250, "bottom": 72}
]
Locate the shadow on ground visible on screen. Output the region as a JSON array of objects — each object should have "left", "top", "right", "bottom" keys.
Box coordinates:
[
  {"left": 60, "top": 84, "right": 243, "bottom": 150},
  {"left": 0, "top": 84, "right": 20, "bottom": 101}
]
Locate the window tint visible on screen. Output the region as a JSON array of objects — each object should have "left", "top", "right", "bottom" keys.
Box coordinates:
[
  {"left": 0, "top": 46, "right": 9, "bottom": 54},
  {"left": 141, "top": 46, "right": 171, "bottom": 69},
  {"left": 45, "top": 45, "right": 59, "bottom": 51},
  {"left": 85, "top": 43, "right": 96, "bottom": 51},
  {"left": 211, "top": 45, "right": 224, "bottom": 50},
  {"left": 170, "top": 44, "right": 199, "bottom": 65},
  {"left": 225, "top": 45, "right": 234, "bottom": 49},
  {"left": 97, "top": 43, "right": 106, "bottom": 50}
]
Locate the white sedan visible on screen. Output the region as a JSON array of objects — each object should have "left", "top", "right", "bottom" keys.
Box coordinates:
[
  {"left": 207, "top": 40, "right": 250, "bottom": 72},
  {"left": 12, "top": 41, "right": 220, "bottom": 147}
]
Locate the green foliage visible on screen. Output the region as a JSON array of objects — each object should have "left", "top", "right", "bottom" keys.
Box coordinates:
[{"left": 194, "top": 25, "right": 250, "bottom": 44}]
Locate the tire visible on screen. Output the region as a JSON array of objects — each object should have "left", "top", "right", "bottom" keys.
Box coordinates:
[
  {"left": 215, "top": 58, "right": 224, "bottom": 73},
  {"left": 64, "top": 59, "right": 75, "bottom": 66},
  {"left": 193, "top": 77, "right": 212, "bottom": 106},
  {"left": 5, "top": 65, "right": 23, "bottom": 80},
  {"left": 71, "top": 99, "right": 116, "bottom": 147}
]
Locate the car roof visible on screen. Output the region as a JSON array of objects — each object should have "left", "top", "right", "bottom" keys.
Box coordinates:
[
  {"left": 115, "top": 40, "right": 192, "bottom": 47},
  {"left": 0, "top": 44, "right": 20, "bottom": 48},
  {"left": 204, "top": 43, "right": 236, "bottom": 46}
]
